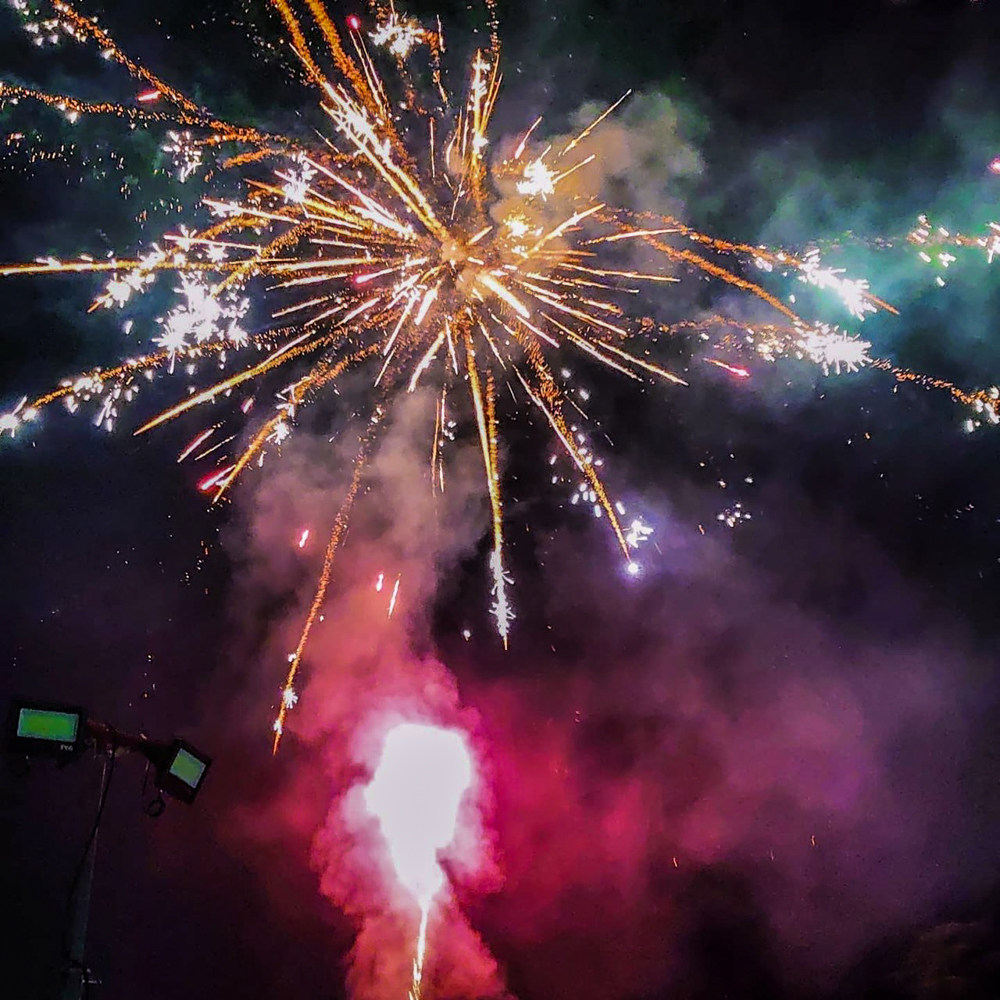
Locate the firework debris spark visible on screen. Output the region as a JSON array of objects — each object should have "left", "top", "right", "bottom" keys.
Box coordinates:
[{"left": 1, "top": 0, "right": 998, "bottom": 750}]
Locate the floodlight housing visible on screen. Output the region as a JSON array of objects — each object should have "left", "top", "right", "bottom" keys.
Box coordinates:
[
  {"left": 6, "top": 699, "right": 86, "bottom": 759},
  {"left": 154, "top": 739, "right": 211, "bottom": 804}
]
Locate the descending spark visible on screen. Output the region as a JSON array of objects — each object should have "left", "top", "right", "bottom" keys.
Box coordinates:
[
  {"left": 364, "top": 723, "right": 474, "bottom": 1000},
  {"left": 177, "top": 426, "right": 216, "bottom": 462},
  {"left": 161, "top": 130, "right": 203, "bottom": 182},
  {"left": 625, "top": 516, "right": 653, "bottom": 549},
  {"left": 706, "top": 358, "right": 751, "bottom": 379},
  {"left": 717, "top": 502, "right": 752, "bottom": 528},
  {"left": 273, "top": 434, "right": 370, "bottom": 748},
  {"left": 2, "top": 0, "right": 995, "bottom": 750}
]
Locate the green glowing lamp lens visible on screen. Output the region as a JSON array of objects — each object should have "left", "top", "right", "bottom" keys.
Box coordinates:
[
  {"left": 17, "top": 708, "right": 79, "bottom": 743},
  {"left": 168, "top": 747, "right": 208, "bottom": 790}
]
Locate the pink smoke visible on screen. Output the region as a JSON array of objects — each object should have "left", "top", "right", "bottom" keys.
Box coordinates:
[{"left": 213, "top": 391, "right": 992, "bottom": 1000}]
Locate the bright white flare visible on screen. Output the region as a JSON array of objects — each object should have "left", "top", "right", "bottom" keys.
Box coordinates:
[
  {"left": 364, "top": 722, "right": 474, "bottom": 905},
  {"left": 516, "top": 158, "right": 556, "bottom": 200},
  {"left": 798, "top": 248, "right": 877, "bottom": 321},
  {"left": 369, "top": 12, "right": 427, "bottom": 58},
  {"left": 154, "top": 273, "right": 250, "bottom": 355},
  {"left": 161, "top": 130, "right": 203, "bottom": 183}
]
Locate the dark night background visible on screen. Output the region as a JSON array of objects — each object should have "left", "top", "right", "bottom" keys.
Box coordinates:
[{"left": 3, "top": 0, "right": 1000, "bottom": 997}]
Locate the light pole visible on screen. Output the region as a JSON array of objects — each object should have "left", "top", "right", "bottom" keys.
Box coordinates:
[
  {"left": 5, "top": 699, "right": 212, "bottom": 1000},
  {"left": 61, "top": 751, "right": 111, "bottom": 1000}
]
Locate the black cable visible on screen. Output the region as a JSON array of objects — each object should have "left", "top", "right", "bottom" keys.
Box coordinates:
[
  {"left": 140, "top": 757, "right": 166, "bottom": 817},
  {"left": 60, "top": 733, "right": 117, "bottom": 996}
]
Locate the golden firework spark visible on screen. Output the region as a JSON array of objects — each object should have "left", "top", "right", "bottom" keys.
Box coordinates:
[{"left": 2, "top": 0, "right": 996, "bottom": 759}]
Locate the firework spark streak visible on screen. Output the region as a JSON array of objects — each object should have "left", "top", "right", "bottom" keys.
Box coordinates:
[
  {"left": 1, "top": 0, "right": 997, "bottom": 751},
  {"left": 364, "top": 723, "right": 474, "bottom": 1000}
]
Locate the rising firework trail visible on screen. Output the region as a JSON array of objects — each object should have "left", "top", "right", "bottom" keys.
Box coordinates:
[{"left": 1, "top": 0, "right": 997, "bottom": 749}]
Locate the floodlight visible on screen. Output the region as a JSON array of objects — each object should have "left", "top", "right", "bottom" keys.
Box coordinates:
[
  {"left": 6, "top": 696, "right": 213, "bottom": 1000},
  {"left": 6, "top": 700, "right": 86, "bottom": 759},
  {"left": 153, "top": 739, "right": 211, "bottom": 804}
]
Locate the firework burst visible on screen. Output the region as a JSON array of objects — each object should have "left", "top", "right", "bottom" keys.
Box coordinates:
[{"left": 1, "top": 0, "right": 997, "bottom": 753}]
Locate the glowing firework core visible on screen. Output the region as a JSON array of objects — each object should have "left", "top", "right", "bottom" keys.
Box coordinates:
[
  {"left": 364, "top": 723, "right": 474, "bottom": 1000},
  {"left": 364, "top": 723, "right": 473, "bottom": 906}
]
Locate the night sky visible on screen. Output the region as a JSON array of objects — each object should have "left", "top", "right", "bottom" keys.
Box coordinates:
[{"left": 3, "top": 1, "right": 1000, "bottom": 998}]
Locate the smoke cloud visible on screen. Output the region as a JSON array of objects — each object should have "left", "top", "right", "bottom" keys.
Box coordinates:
[
  {"left": 225, "top": 386, "right": 507, "bottom": 1000},
  {"left": 216, "top": 99, "right": 999, "bottom": 1000},
  {"left": 461, "top": 498, "right": 995, "bottom": 997}
]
